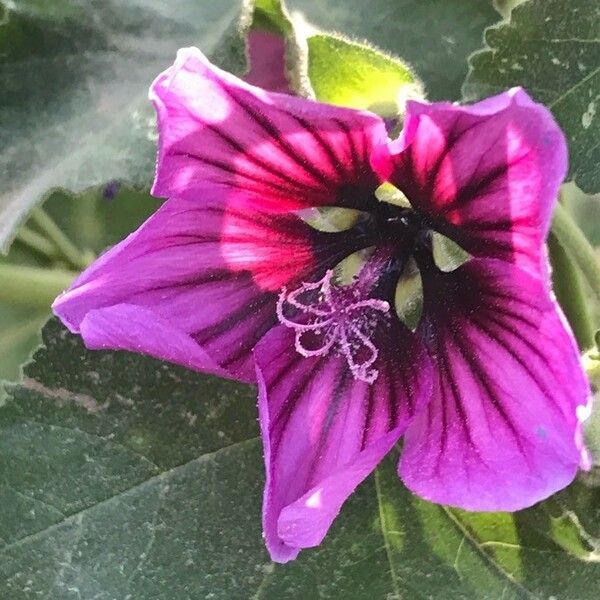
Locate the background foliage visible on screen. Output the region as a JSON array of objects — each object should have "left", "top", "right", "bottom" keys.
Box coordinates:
[
  {"left": 1, "top": 0, "right": 599, "bottom": 598},
  {"left": 2, "top": 321, "right": 599, "bottom": 599}
]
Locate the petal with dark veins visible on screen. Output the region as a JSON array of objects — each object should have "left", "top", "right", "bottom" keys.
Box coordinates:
[
  {"left": 53, "top": 195, "right": 354, "bottom": 382},
  {"left": 150, "top": 47, "right": 390, "bottom": 212},
  {"left": 399, "top": 258, "right": 591, "bottom": 511},
  {"left": 376, "top": 89, "right": 567, "bottom": 278},
  {"left": 256, "top": 320, "right": 432, "bottom": 562}
]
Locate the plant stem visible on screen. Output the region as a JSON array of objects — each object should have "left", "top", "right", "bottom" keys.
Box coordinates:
[
  {"left": 551, "top": 201, "right": 600, "bottom": 309},
  {"left": 0, "top": 264, "right": 77, "bottom": 308},
  {"left": 15, "top": 226, "right": 59, "bottom": 260},
  {"left": 548, "top": 233, "right": 595, "bottom": 350},
  {"left": 30, "top": 207, "right": 88, "bottom": 270}
]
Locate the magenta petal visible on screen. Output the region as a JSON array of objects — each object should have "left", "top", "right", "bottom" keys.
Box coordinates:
[
  {"left": 79, "top": 304, "right": 228, "bottom": 378},
  {"left": 53, "top": 195, "right": 337, "bottom": 382},
  {"left": 149, "top": 47, "right": 390, "bottom": 211},
  {"left": 399, "top": 258, "right": 591, "bottom": 511},
  {"left": 379, "top": 89, "right": 567, "bottom": 278},
  {"left": 255, "top": 322, "right": 432, "bottom": 562}
]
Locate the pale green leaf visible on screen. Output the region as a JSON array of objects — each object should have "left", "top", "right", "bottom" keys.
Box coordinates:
[
  {"left": 307, "top": 34, "right": 423, "bottom": 115},
  {"left": 246, "top": 0, "right": 498, "bottom": 105},
  {"left": 0, "top": 0, "right": 241, "bottom": 252},
  {"left": 289, "top": 0, "right": 499, "bottom": 101}
]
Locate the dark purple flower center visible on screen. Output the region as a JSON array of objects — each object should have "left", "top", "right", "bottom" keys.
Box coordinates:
[
  {"left": 365, "top": 194, "right": 438, "bottom": 248},
  {"left": 281, "top": 191, "right": 469, "bottom": 381},
  {"left": 277, "top": 184, "right": 468, "bottom": 383},
  {"left": 349, "top": 200, "right": 436, "bottom": 290}
]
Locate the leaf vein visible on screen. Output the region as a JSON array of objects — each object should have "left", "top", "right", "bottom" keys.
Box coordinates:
[{"left": 0, "top": 436, "right": 259, "bottom": 557}]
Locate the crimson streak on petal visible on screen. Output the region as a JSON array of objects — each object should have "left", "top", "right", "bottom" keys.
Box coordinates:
[
  {"left": 376, "top": 89, "right": 567, "bottom": 278},
  {"left": 53, "top": 195, "right": 356, "bottom": 382},
  {"left": 150, "top": 47, "right": 387, "bottom": 211}
]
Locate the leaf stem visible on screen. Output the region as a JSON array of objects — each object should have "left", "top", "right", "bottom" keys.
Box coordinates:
[
  {"left": 551, "top": 202, "right": 600, "bottom": 312},
  {"left": 30, "top": 208, "right": 89, "bottom": 270},
  {"left": 548, "top": 233, "right": 595, "bottom": 350},
  {"left": 0, "top": 264, "right": 77, "bottom": 308}
]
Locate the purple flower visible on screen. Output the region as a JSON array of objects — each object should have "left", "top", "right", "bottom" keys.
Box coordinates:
[{"left": 53, "top": 48, "right": 591, "bottom": 563}]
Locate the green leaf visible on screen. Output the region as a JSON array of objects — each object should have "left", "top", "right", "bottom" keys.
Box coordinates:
[
  {"left": 289, "top": 0, "right": 499, "bottom": 101},
  {"left": 558, "top": 183, "right": 600, "bottom": 345},
  {"left": 307, "top": 34, "right": 423, "bottom": 115},
  {"left": 247, "top": 0, "right": 293, "bottom": 34},
  {"left": 0, "top": 307, "right": 47, "bottom": 396},
  {"left": 463, "top": 0, "right": 600, "bottom": 192},
  {"left": 0, "top": 0, "right": 241, "bottom": 252},
  {"left": 0, "top": 187, "right": 159, "bottom": 382},
  {"left": 548, "top": 232, "right": 595, "bottom": 350},
  {"left": 2, "top": 319, "right": 600, "bottom": 598},
  {"left": 552, "top": 201, "right": 600, "bottom": 311}
]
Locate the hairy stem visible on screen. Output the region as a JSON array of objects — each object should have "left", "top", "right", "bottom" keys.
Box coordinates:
[
  {"left": 30, "top": 208, "right": 89, "bottom": 270},
  {"left": 15, "top": 226, "right": 59, "bottom": 260}
]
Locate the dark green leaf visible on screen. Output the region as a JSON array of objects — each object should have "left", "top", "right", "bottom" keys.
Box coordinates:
[
  {"left": 2, "top": 319, "right": 600, "bottom": 598},
  {"left": 463, "top": 0, "right": 600, "bottom": 192}
]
